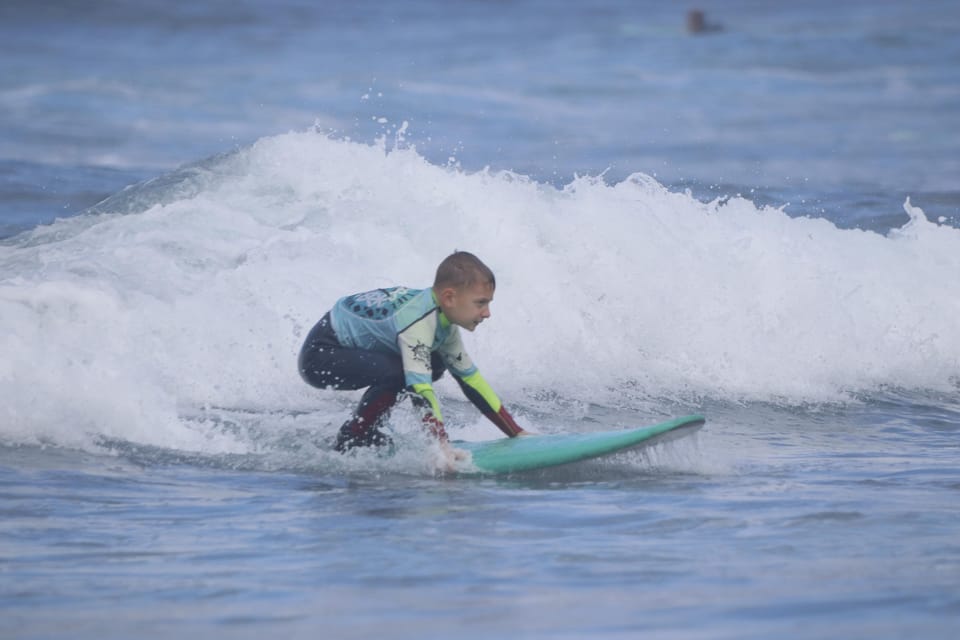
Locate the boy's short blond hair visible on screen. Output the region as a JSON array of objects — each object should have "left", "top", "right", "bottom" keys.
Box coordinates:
[{"left": 434, "top": 251, "right": 496, "bottom": 290}]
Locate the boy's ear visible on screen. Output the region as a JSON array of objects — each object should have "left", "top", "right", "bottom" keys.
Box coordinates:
[{"left": 437, "top": 287, "right": 457, "bottom": 307}]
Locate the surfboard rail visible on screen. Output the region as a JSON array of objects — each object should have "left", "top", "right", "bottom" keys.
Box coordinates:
[{"left": 456, "top": 414, "right": 705, "bottom": 474}]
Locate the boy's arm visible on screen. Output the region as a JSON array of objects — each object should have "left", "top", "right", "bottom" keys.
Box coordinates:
[
  {"left": 437, "top": 326, "right": 526, "bottom": 438},
  {"left": 408, "top": 382, "right": 448, "bottom": 439},
  {"left": 408, "top": 383, "right": 469, "bottom": 471},
  {"left": 453, "top": 371, "right": 526, "bottom": 437},
  {"left": 397, "top": 314, "right": 451, "bottom": 439}
]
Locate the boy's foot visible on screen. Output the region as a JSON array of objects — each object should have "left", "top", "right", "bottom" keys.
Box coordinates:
[{"left": 333, "top": 425, "right": 394, "bottom": 452}]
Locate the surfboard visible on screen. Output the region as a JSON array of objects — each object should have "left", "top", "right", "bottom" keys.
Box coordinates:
[{"left": 456, "top": 414, "right": 705, "bottom": 474}]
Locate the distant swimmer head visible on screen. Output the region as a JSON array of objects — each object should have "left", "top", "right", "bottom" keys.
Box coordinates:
[{"left": 687, "top": 9, "right": 723, "bottom": 35}]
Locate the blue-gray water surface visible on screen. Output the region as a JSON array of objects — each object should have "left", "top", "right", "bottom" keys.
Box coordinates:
[{"left": 3, "top": 398, "right": 958, "bottom": 639}]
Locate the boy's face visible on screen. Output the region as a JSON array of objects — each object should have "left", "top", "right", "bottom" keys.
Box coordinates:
[{"left": 439, "top": 282, "right": 494, "bottom": 332}]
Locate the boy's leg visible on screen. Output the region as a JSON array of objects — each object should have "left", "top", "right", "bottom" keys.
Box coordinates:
[
  {"left": 334, "top": 352, "right": 450, "bottom": 450},
  {"left": 299, "top": 314, "right": 405, "bottom": 449},
  {"left": 316, "top": 348, "right": 406, "bottom": 450},
  {"left": 334, "top": 385, "right": 399, "bottom": 451},
  {"left": 336, "top": 353, "right": 448, "bottom": 450},
  {"left": 299, "top": 315, "right": 450, "bottom": 449},
  {"left": 299, "top": 314, "right": 405, "bottom": 390}
]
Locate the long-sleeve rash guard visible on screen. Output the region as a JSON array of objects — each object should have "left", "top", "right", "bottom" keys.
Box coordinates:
[{"left": 328, "top": 286, "right": 506, "bottom": 424}]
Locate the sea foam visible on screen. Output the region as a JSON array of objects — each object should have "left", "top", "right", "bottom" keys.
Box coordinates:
[{"left": 2, "top": 131, "right": 958, "bottom": 451}]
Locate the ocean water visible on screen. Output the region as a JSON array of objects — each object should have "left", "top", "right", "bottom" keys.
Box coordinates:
[{"left": 2, "top": 1, "right": 959, "bottom": 638}]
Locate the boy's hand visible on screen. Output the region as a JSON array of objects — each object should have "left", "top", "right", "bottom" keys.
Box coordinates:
[{"left": 439, "top": 440, "right": 469, "bottom": 472}]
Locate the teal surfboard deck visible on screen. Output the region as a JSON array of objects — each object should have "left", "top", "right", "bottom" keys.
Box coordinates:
[{"left": 456, "top": 414, "right": 705, "bottom": 474}]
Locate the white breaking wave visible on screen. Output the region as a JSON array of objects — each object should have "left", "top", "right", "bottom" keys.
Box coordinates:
[{"left": 1, "top": 131, "right": 958, "bottom": 452}]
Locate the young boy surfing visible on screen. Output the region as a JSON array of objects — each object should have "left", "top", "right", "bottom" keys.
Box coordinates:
[{"left": 298, "top": 251, "right": 527, "bottom": 468}]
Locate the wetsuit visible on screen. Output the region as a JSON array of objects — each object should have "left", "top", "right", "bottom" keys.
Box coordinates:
[{"left": 298, "top": 286, "right": 523, "bottom": 447}]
